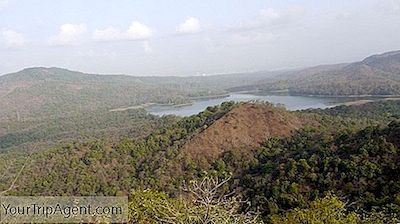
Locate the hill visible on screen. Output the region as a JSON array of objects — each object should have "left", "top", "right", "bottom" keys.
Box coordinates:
[
  {"left": 1, "top": 101, "right": 400, "bottom": 222},
  {"left": 182, "top": 103, "right": 310, "bottom": 167},
  {"left": 0, "top": 67, "right": 188, "bottom": 121},
  {"left": 232, "top": 50, "right": 400, "bottom": 96},
  {"left": 4, "top": 102, "right": 312, "bottom": 195},
  {"left": 0, "top": 67, "right": 276, "bottom": 121},
  {"left": 0, "top": 67, "right": 183, "bottom": 152},
  {"left": 6, "top": 100, "right": 391, "bottom": 196}
]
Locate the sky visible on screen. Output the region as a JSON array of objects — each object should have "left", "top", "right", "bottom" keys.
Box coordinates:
[{"left": 1, "top": 0, "right": 400, "bottom": 76}]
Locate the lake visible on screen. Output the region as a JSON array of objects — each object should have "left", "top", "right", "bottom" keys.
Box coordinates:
[{"left": 146, "top": 93, "right": 355, "bottom": 116}]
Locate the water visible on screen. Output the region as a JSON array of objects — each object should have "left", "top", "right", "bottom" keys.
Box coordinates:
[{"left": 146, "top": 93, "right": 346, "bottom": 116}]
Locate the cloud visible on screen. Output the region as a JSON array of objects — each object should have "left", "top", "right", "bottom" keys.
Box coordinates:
[
  {"left": 0, "top": 29, "right": 26, "bottom": 48},
  {"left": 48, "top": 23, "right": 87, "bottom": 46},
  {"left": 176, "top": 17, "right": 202, "bottom": 34},
  {"left": 93, "top": 21, "right": 153, "bottom": 41},
  {"left": 126, "top": 22, "right": 153, "bottom": 40}
]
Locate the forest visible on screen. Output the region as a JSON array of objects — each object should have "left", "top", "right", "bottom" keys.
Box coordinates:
[{"left": 1, "top": 100, "right": 399, "bottom": 223}]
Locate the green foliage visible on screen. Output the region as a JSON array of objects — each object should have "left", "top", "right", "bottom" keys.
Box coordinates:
[
  {"left": 241, "top": 120, "right": 400, "bottom": 219},
  {"left": 0, "top": 109, "right": 171, "bottom": 152},
  {"left": 270, "top": 195, "right": 400, "bottom": 224},
  {"left": 4, "top": 102, "right": 238, "bottom": 196},
  {"left": 129, "top": 190, "right": 184, "bottom": 223},
  {"left": 359, "top": 209, "right": 399, "bottom": 224},
  {"left": 270, "top": 195, "right": 359, "bottom": 224},
  {"left": 305, "top": 100, "right": 400, "bottom": 122}
]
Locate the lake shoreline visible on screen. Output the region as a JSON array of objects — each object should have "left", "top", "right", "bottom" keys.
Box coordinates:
[
  {"left": 235, "top": 89, "right": 400, "bottom": 98},
  {"left": 112, "top": 92, "right": 400, "bottom": 114},
  {"left": 110, "top": 93, "right": 231, "bottom": 112},
  {"left": 335, "top": 97, "right": 400, "bottom": 107}
]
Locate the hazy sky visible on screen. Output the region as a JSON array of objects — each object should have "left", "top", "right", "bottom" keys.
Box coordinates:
[{"left": 1, "top": 0, "right": 400, "bottom": 76}]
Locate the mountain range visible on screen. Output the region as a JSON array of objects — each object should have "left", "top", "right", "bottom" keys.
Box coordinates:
[{"left": 230, "top": 50, "right": 400, "bottom": 95}]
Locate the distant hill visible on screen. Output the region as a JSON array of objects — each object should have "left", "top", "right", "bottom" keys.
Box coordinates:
[
  {"left": 231, "top": 50, "right": 400, "bottom": 96},
  {"left": 0, "top": 67, "right": 277, "bottom": 121},
  {"left": 0, "top": 67, "right": 193, "bottom": 151},
  {"left": 0, "top": 67, "right": 188, "bottom": 121}
]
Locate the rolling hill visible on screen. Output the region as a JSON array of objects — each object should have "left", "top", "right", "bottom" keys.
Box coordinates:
[
  {"left": 0, "top": 67, "right": 189, "bottom": 121},
  {"left": 0, "top": 67, "right": 277, "bottom": 122},
  {"left": 231, "top": 50, "right": 400, "bottom": 96}
]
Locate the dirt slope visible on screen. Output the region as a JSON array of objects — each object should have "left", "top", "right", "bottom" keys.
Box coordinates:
[{"left": 182, "top": 103, "right": 310, "bottom": 165}]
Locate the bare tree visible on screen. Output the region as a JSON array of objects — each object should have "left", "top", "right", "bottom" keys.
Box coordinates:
[{"left": 178, "top": 176, "right": 261, "bottom": 224}]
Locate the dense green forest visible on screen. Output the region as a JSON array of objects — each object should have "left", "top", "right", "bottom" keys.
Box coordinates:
[
  {"left": 1, "top": 100, "right": 399, "bottom": 223},
  {"left": 243, "top": 120, "right": 400, "bottom": 218}
]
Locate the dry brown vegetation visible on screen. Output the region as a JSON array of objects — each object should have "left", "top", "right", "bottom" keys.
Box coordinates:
[{"left": 182, "top": 103, "right": 311, "bottom": 168}]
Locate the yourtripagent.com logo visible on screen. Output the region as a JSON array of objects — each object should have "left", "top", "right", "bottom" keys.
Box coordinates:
[{"left": 0, "top": 196, "right": 128, "bottom": 223}]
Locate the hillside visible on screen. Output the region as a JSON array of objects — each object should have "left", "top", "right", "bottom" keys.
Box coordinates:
[
  {"left": 0, "top": 67, "right": 183, "bottom": 152},
  {"left": 4, "top": 102, "right": 312, "bottom": 195},
  {"left": 1, "top": 101, "right": 400, "bottom": 222},
  {"left": 3, "top": 102, "right": 238, "bottom": 195},
  {"left": 182, "top": 103, "right": 310, "bottom": 167},
  {"left": 0, "top": 67, "right": 189, "bottom": 121},
  {"left": 5, "top": 101, "right": 388, "bottom": 196},
  {"left": 242, "top": 119, "right": 400, "bottom": 218},
  {"left": 232, "top": 50, "right": 400, "bottom": 96}
]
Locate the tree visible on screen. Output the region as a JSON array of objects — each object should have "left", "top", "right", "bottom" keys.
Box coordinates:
[
  {"left": 270, "top": 194, "right": 359, "bottom": 224},
  {"left": 129, "top": 176, "right": 262, "bottom": 224}
]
